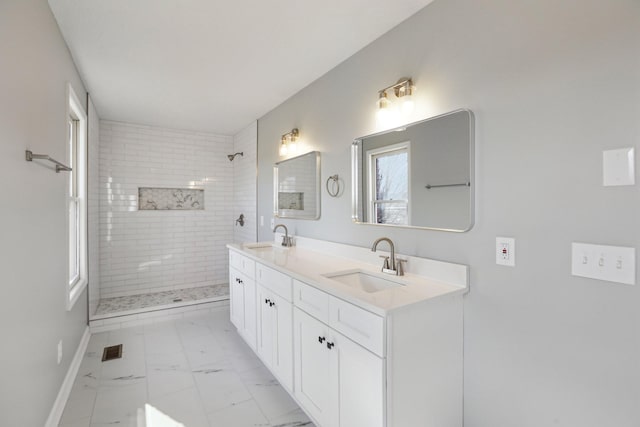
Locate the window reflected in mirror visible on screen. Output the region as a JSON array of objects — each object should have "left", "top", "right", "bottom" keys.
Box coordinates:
[
  {"left": 368, "top": 142, "right": 409, "bottom": 225},
  {"left": 352, "top": 109, "right": 474, "bottom": 232}
]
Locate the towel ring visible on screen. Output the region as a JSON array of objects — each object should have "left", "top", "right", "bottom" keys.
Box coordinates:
[{"left": 326, "top": 174, "right": 340, "bottom": 197}]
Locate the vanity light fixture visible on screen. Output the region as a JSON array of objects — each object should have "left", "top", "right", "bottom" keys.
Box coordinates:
[
  {"left": 279, "top": 128, "right": 299, "bottom": 156},
  {"left": 376, "top": 77, "right": 415, "bottom": 121}
]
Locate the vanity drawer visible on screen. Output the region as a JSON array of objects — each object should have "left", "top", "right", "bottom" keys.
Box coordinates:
[
  {"left": 256, "top": 263, "right": 292, "bottom": 302},
  {"left": 329, "top": 297, "right": 385, "bottom": 357},
  {"left": 293, "top": 280, "right": 329, "bottom": 323},
  {"left": 229, "top": 250, "right": 255, "bottom": 279}
]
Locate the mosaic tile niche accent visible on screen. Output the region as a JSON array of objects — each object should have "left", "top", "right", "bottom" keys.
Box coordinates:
[
  {"left": 138, "top": 187, "right": 204, "bottom": 210},
  {"left": 278, "top": 192, "right": 304, "bottom": 210}
]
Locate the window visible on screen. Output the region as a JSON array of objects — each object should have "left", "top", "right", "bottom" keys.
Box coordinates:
[
  {"left": 367, "top": 142, "right": 410, "bottom": 225},
  {"left": 67, "top": 84, "right": 87, "bottom": 310}
]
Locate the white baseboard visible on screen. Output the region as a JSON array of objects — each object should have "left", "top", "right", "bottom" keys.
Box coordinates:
[{"left": 45, "top": 326, "right": 91, "bottom": 427}]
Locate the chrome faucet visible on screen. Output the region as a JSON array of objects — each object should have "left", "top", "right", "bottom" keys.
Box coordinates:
[
  {"left": 273, "top": 224, "right": 293, "bottom": 247},
  {"left": 371, "top": 237, "right": 406, "bottom": 276}
]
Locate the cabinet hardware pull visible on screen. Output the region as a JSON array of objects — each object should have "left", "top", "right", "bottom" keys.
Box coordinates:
[
  {"left": 326, "top": 342, "right": 335, "bottom": 349},
  {"left": 269, "top": 302, "right": 275, "bottom": 307},
  {"left": 318, "top": 336, "right": 326, "bottom": 344},
  {"left": 265, "top": 299, "right": 270, "bottom": 304}
]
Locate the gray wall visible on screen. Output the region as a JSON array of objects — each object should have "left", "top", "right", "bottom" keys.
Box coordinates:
[
  {"left": 0, "top": 1, "right": 88, "bottom": 426},
  {"left": 257, "top": 0, "right": 640, "bottom": 425}
]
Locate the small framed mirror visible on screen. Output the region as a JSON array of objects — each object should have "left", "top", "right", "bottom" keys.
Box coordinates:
[
  {"left": 274, "top": 151, "right": 321, "bottom": 220},
  {"left": 352, "top": 109, "right": 474, "bottom": 232}
]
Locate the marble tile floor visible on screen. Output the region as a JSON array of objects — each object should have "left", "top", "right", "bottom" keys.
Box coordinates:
[
  {"left": 94, "top": 285, "right": 230, "bottom": 317},
  {"left": 59, "top": 308, "right": 314, "bottom": 427}
]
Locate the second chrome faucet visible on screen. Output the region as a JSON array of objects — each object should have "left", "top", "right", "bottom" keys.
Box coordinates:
[{"left": 371, "top": 237, "right": 406, "bottom": 276}]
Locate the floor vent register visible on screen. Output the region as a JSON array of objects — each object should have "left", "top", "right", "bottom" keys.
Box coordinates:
[{"left": 101, "top": 344, "right": 123, "bottom": 362}]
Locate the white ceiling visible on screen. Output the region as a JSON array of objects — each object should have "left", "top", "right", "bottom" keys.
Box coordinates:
[{"left": 48, "top": 0, "right": 435, "bottom": 135}]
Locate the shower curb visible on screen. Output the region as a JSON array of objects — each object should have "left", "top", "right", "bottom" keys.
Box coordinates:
[{"left": 89, "top": 299, "right": 229, "bottom": 333}]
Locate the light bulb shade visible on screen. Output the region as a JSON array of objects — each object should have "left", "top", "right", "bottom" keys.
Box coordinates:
[
  {"left": 376, "top": 105, "right": 392, "bottom": 125},
  {"left": 279, "top": 140, "right": 288, "bottom": 156},
  {"left": 401, "top": 93, "right": 415, "bottom": 114},
  {"left": 376, "top": 92, "right": 390, "bottom": 110}
]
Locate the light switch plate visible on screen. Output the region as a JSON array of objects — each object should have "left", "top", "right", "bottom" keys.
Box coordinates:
[
  {"left": 603, "top": 147, "right": 635, "bottom": 186},
  {"left": 571, "top": 242, "right": 636, "bottom": 285},
  {"left": 496, "top": 237, "right": 515, "bottom": 267}
]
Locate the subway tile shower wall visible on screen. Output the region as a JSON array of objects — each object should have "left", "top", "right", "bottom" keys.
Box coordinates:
[{"left": 99, "top": 121, "right": 234, "bottom": 298}]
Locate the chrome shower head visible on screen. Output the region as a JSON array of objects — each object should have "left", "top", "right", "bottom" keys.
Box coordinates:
[{"left": 227, "top": 152, "right": 243, "bottom": 161}]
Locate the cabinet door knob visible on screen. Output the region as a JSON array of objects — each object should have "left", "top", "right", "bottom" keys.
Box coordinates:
[
  {"left": 318, "top": 336, "right": 326, "bottom": 344},
  {"left": 326, "top": 341, "right": 335, "bottom": 350}
]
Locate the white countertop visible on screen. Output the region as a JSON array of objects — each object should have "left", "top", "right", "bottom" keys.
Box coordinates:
[{"left": 227, "top": 238, "right": 468, "bottom": 316}]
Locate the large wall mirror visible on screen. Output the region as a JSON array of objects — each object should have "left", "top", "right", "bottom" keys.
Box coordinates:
[
  {"left": 352, "top": 109, "right": 474, "bottom": 232},
  {"left": 274, "top": 151, "right": 321, "bottom": 220}
]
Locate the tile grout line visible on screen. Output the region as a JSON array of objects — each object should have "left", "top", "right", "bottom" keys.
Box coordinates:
[
  {"left": 176, "top": 317, "right": 218, "bottom": 427},
  {"left": 87, "top": 332, "right": 105, "bottom": 427}
]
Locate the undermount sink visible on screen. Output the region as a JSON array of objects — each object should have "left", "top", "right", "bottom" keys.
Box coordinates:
[
  {"left": 323, "top": 269, "right": 405, "bottom": 293},
  {"left": 243, "top": 242, "right": 289, "bottom": 251}
]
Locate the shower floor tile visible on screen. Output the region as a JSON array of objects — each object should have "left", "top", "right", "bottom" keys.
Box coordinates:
[{"left": 95, "top": 285, "right": 229, "bottom": 317}]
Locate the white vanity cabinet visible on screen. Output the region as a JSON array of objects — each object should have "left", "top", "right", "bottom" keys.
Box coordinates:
[
  {"left": 255, "top": 263, "right": 294, "bottom": 392},
  {"left": 228, "top": 251, "right": 257, "bottom": 349},
  {"left": 228, "top": 245, "right": 464, "bottom": 427}
]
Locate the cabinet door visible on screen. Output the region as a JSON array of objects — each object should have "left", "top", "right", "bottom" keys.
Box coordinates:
[
  {"left": 333, "top": 332, "right": 385, "bottom": 427},
  {"left": 271, "top": 292, "right": 293, "bottom": 392},
  {"left": 242, "top": 278, "right": 257, "bottom": 350},
  {"left": 294, "top": 308, "right": 335, "bottom": 427},
  {"left": 256, "top": 285, "right": 274, "bottom": 367},
  {"left": 229, "top": 268, "right": 244, "bottom": 330}
]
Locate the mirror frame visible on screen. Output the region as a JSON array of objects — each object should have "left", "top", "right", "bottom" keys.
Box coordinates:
[
  {"left": 274, "top": 151, "right": 321, "bottom": 220},
  {"left": 351, "top": 109, "right": 475, "bottom": 232}
]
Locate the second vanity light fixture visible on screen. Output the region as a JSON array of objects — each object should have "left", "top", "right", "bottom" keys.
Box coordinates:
[
  {"left": 376, "top": 77, "right": 415, "bottom": 123},
  {"left": 279, "top": 128, "right": 299, "bottom": 156}
]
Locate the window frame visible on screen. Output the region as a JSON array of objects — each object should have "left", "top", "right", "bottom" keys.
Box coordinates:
[
  {"left": 366, "top": 141, "right": 411, "bottom": 225},
  {"left": 66, "top": 83, "right": 88, "bottom": 310}
]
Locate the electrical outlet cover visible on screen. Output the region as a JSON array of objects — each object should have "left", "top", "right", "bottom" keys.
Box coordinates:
[{"left": 496, "top": 237, "right": 516, "bottom": 267}]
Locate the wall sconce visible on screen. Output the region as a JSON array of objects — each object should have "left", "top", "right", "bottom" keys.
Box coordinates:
[
  {"left": 376, "top": 77, "right": 415, "bottom": 125},
  {"left": 279, "top": 128, "right": 299, "bottom": 156}
]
